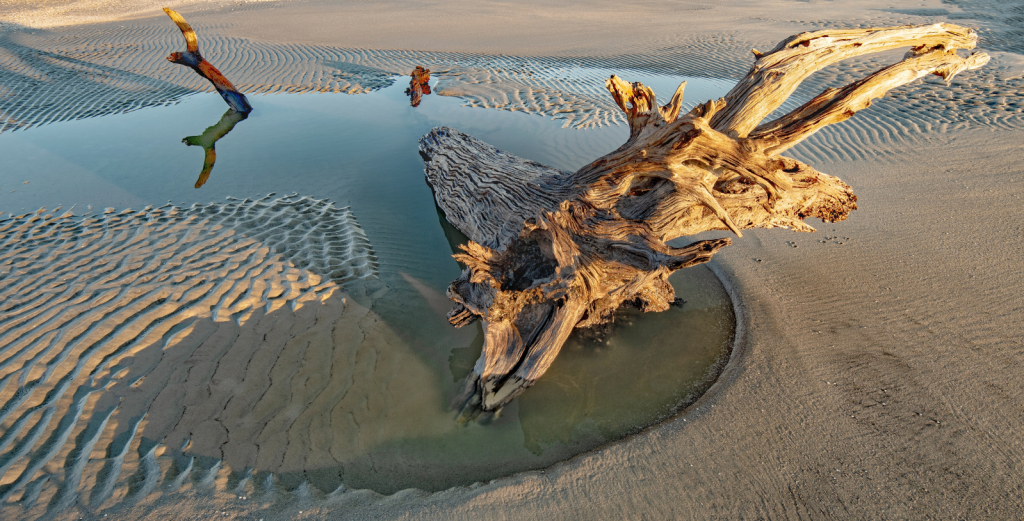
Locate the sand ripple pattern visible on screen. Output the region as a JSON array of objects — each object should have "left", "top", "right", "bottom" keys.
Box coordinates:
[
  {"left": 0, "top": 194, "right": 375, "bottom": 515},
  {"left": 3, "top": 22, "right": 1024, "bottom": 163},
  {"left": 0, "top": 26, "right": 750, "bottom": 131}
]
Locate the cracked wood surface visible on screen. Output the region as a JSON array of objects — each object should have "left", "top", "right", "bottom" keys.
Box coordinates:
[{"left": 420, "top": 24, "right": 988, "bottom": 415}]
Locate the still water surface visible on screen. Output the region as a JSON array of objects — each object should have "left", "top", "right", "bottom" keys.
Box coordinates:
[{"left": 0, "top": 75, "right": 735, "bottom": 497}]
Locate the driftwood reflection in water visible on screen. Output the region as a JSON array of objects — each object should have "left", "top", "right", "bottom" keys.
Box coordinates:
[
  {"left": 406, "top": 66, "right": 431, "bottom": 107},
  {"left": 183, "top": 109, "right": 248, "bottom": 188}
]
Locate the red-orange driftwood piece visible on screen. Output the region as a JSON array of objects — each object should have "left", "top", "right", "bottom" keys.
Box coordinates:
[
  {"left": 406, "top": 66, "right": 432, "bottom": 107},
  {"left": 163, "top": 8, "right": 252, "bottom": 113}
]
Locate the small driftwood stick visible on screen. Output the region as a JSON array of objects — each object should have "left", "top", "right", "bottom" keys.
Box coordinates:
[
  {"left": 406, "top": 65, "right": 432, "bottom": 107},
  {"left": 163, "top": 8, "right": 252, "bottom": 113},
  {"left": 421, "top": 24, "right": 988, "bottom": 416}
]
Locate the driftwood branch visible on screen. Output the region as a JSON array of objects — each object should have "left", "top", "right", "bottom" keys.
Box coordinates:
[
  {"left": 163, "top": 8, "right": 252, "bottom": 113},
  {"left": 421, "top": 24, "right": 988, "bottom": 416},
  {"left": 406, "top": 65, "right": 432, "bottom": 107},
  {"left": 711, "top": 23, "right": 984, "bottom": 137}
]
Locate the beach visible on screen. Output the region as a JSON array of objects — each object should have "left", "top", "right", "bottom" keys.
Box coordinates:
[{"left": 1, "top": 0, "right": 1022, "bottom": 518}]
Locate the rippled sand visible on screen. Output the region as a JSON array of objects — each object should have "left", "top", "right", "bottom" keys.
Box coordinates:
[
  {"left": 2, "top": 0, "right": 1024, "bottom": 519},
  {"left": 3, "top": 1, "right": 1023, "bottom": 155},
  {"left": 0, "top": 195, "right": 383, "bottom": 508}
]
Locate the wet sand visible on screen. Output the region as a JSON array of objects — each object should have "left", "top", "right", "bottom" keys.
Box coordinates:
[{"left": 2, "top": 0, "right": 1023, "bottom": 518}]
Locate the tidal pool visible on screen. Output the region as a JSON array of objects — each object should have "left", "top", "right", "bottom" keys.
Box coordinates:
[{"left": 0, "top": 73, "right": 736, "bottom": 504}]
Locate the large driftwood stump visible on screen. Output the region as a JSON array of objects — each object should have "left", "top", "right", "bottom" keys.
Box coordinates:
[{"left": 421, "top": 24, "right": 988, "bottom": 416}]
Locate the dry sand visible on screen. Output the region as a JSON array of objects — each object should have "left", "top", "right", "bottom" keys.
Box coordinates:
[{"left": 1, "top": 0, "right": 1023, "bottom": 518}]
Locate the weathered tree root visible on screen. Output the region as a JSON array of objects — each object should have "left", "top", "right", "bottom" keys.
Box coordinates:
[{"left": 421, "top": 24, "right": 988, "bottom": 416}]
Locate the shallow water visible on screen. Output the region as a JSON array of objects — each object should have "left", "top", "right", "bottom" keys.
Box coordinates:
[
  {"left": 0, "top": 73, "right": 736, "bottom": 506},
  {"left": 561, "top": 67, "right": 734, "bottom": 109}
]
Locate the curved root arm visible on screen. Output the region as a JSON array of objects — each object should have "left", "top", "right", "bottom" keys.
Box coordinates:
[
  {"left": 421, "top": 24, "right": 987, "bottom": 414},
  {"left": 711, "top": 23, "right": 983, "bottom": 137},
  {"left": 749, "top": 45, "right": 988, "bottom": 154}
]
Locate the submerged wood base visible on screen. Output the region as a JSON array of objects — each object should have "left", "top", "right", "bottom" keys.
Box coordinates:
[{"left": 421, "top": 24, "right": 988, "bottom": 415}]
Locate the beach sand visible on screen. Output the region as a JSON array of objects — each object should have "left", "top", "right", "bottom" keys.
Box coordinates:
[{"left": 1, "top": 0, "right": 1023, "bottom": 518}]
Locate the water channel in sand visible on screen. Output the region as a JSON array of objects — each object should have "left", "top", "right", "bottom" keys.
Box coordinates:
[{"left": 0, "top": 72, "right": 736, "bottom": 504}]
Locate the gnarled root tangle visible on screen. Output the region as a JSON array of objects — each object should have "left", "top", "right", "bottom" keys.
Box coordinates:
[{"left": 420, "top": 23, "right": 988, "bottom": 417}]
